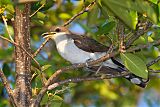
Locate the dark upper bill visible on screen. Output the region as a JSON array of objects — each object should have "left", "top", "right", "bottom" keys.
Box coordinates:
[{"left": 42, "top": 32, "right": 56, "bottom": 39}]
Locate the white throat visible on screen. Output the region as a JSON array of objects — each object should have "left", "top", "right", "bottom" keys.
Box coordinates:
[{"left": 51, "top": 32, "right": 68, "bottom": 44}]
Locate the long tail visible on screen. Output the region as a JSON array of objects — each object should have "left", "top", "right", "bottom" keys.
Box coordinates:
[
  {"left": 86, "top": 58, "right": 149, "bottom": 88},
  {"left": 111, "top": 58, "right": 149, "bottom": 88}
]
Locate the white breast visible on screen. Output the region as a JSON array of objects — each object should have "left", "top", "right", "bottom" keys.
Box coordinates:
[
  {"left": 56, "top": 38, "right": 118, "bottom": 69},
  {"left": 56, "top": 39, "right": 91, "bottom": 64}
]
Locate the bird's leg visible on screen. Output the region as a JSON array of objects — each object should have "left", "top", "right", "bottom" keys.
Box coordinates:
[
  {"left": 85, "top": 58, "right": 104, "bottom": 74},
  {"left": 85, "top": 58, "right": 94, "bottom": 67}
]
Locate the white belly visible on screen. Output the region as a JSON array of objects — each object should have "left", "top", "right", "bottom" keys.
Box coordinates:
[
  {"left": 56, "top": 39, "right": 118, "bottom": 68},
  {"left": 56, "top": 39, "right": 91, "bottom": 63}
]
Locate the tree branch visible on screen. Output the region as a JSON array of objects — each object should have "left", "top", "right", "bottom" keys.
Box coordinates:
[
  {"left": 0, "top": 70, "right": 17, "bottom": 107},
  {"left": 47, "top": 72, "right": 130, "bottom": 90},
  {"left": 126, "top": 39, "right": 160, "bottom": 53},
  {"left": 117, "top": 21, "right": 125, "bottom": 52},
  {"left": 1, "top": 15, "right": 14, "bottom": 42},
  {"left": 33, "top": 38, "right": 50, "bottom": 58},
  {"left": 13, "top": 3, "right": 32, "bottom": 106},
  {"left": 147, "top": 56, "right": 160, "bottom": 67},
  {"left": 148, "top": 69, "right": 160, "bottom": 73},
  {"left": 30, "top": 3, "right": 45, "bottom": 17}
]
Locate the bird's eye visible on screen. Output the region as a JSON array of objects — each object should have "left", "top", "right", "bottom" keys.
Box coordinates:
[{"left": 55, "top": 28, "right": 61, "bottom": 32}]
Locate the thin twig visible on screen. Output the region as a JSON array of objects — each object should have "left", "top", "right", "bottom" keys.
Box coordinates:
[
  {"left": 0, "top": 35, "right": 41, "bottom": 69},
  {"left": 63, "top": 0, "right": 96, "bottom": 27},
  {"left": 117, "top": 21, "right": 125, "bottom": 52},
  {"left": 53, "top": 86, "right": 70, "bottom": 96},
  {"left": 33, "top": 38, "right": 50, "bottom": 57},
  {"left": 147, "top": 56, "right": 160, "bottom": 67},
  {"left": 148, "top": 69, "right": 160, "bottom": 73},
  {"left": 125, "top": 21, "right": 152, "bottom": 48},
  {"left": 126, "top": 39, "right": 160, "bottom": 54},
  {"left": 2, "top": 15, "right": 14, "bottom": 42},
  {"left": 30, "top": 3, "right": 45, "bottom": 17},
  {"left": 0, "top": 70, "right": 17, "bottom": 107},
  {"left": 48, "top": 72, "right": 130, "bottom": 90}
]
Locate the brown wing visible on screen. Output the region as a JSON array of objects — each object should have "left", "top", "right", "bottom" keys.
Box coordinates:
[{"left": 67, "top": 34, "right": 109, "bottom": 53}]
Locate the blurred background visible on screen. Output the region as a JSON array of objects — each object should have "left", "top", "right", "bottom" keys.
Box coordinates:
[{"left": 0, "top": 0, "right": 160, "bottom": 107}]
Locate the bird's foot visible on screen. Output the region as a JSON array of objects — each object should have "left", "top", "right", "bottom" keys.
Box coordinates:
[{"left": 85, "top": 58, "right": 94, "bottom": 67}]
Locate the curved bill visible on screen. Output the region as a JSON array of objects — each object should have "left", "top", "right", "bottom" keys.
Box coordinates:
[{"left": 42, "top": 32, "right": 56, "bottom": 39}]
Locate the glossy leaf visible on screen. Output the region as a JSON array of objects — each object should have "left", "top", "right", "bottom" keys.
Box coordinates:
[
  {"left": 52, "top": 95, "right": 63, "bottom": 101},
  {"left": 2, "top": 63, "right": 11, "bottom": 77},
  {"left": 37, "top": 12, "right": 46, "bottom": 20},
  {"left": 158, "top": 3, "right": 160, "bottom": 21},
  {"left": 41, "top": 64, "right": 52, "bottom": 72},
  {"left": 87, "top": 4, "right": 99, "bottom": 26},
  {"left": 120, "top": 53, "right": 148, "bottom": 79},
  {"left": 96, "top": 21, "right": 116, "bottom": 35},
  {"left": 101, "top": 0, "right": 138, "bottom": 29},
  {"left": 0, "top": 48, "right": 13, "bottom": 60},
  {"left": 31, "top": 0, "right": 55, "bottom": 11},
  {"left": 148, "top": 0, "right": 158, "bottom": 4},
  {"left": 59, "top": 13, "right": 71, "bottom": 19},
  {"left": 100, "top": 0, "right": 157, "bottom": 29},
  {"left": 50, "top": 101, "right": 62, "bottom": 107}
]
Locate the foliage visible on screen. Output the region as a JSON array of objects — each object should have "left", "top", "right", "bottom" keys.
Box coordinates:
[{"left": 0, "top": 0, "right": 160, "bottom": 107}]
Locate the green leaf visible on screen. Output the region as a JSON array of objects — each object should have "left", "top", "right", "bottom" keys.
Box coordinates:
[
  {"left": 37, "top": 12, "right": 46, "bottom": 20},
  {"left": 6, "top": 4, "right": 15, "bottom": 14},
  {"left": 41, "top": 65, "right": 52, "bottom": 72},
  {"left": 120, "top": 53, "right": 148, "bottom": 79},
  {"left": 97, "top": 3, "right": 109, "bottom": 19},
  {"left": 158, "top": 3, "right": 160, "bottom": 21},
  {"left": 0, "top": 0, "right": 12, "bottom": 5},
  {"left": 96, "top": 21, "right": 116, "bottom": 35},
  {"left": 148, "top": 0, "right": 158, "bottom": 4},
  {"left": 69, "top": 83, "right": 77, "bottom": 87},
  {"left": 0, "top": 48, "right": 13, "bottom": 61},
  {"left": 100, "top": 0, "right": 157, "bottom": 29},
  {"left": 59, "top": 13, "right": 71, "bottom": 19},
  {"left": 133, "top": 36, "right": 146, "bottom": 45},
  {"left": 101, "top": 0, "right": 138, "bottom": 29},
  {"left": 53, "top": 95, "right": 63, "bottom": 101},
  {"left": 2, "top": 63, "right": 11, "bottom": 77},
  {"left": 41, "top": 94, "right": 48, "bottom": 105},
  {"left": 31, "top": 66, "right": 40, "bottom": 73},
  {"left": 50, "top": 101, "right": 62, "bottom": 107},
  {"left": 135, "top": 0, "right": 157, "bottom": 23},
  {"left": 87, "top": 5, "right": 99, "bottom": 26},
  {"left": 78, "top": 22, "right": 93, "bottom": 34},
  {"left": 31, "top": 0, "right": 55, "bottom": 11}
]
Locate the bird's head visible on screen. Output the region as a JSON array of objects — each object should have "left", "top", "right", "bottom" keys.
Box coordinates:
[{"left": 42, "top": 26, "right": 70, "bottom": 40}]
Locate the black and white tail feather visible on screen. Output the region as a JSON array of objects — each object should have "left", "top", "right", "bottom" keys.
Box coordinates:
[
  {"left": 111, "top": 58, "right": 149, "bottom": 88},
  {"left": 86, "top": 58, "right": 149, "bottom": 88}
]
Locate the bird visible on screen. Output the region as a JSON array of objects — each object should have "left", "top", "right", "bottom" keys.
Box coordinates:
[{"left": 42, "top": 26, "right": 149, "bottom": 88}]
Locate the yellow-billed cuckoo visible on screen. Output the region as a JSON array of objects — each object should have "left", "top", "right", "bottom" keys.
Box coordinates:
[{"left": 43, "top": 26, "right": 149, "bottom": 88}]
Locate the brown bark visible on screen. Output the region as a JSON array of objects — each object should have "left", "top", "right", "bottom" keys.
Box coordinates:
[{"left": 13, "top": 3, "right": 32, "bottom": 107}]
